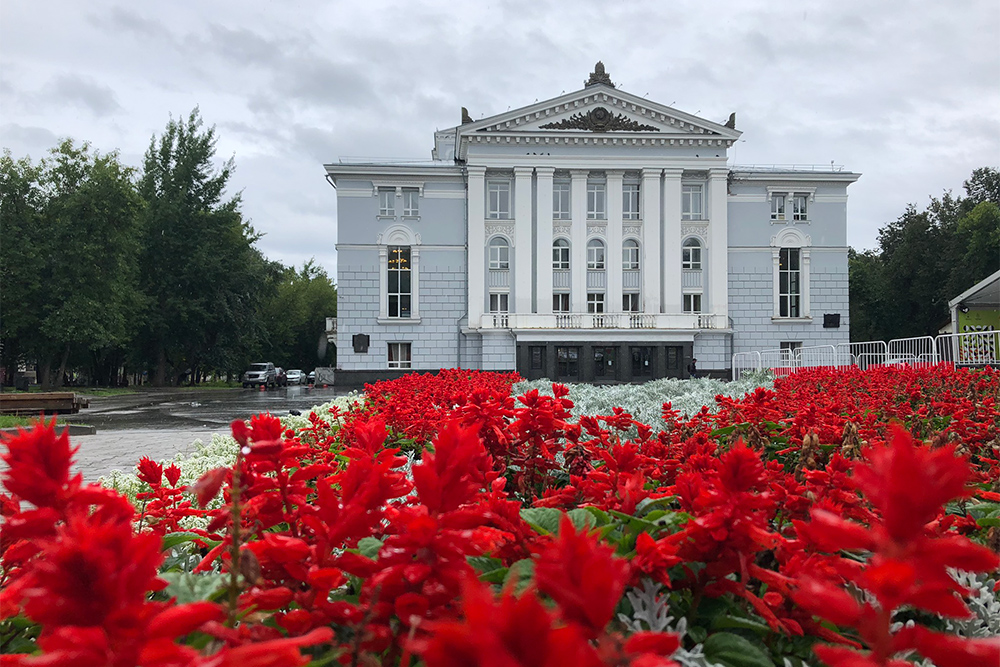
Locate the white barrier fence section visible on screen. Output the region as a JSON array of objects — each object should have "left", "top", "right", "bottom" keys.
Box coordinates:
[{"left": 733, "top": 333, "right": 998, "bottom": 378}]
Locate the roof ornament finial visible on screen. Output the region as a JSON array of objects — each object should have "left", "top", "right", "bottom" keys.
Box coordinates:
[
  {"left": 585, "top": 61, "right": 615, "bottom": 88},
  {"left": 461, "top": 107, "right": 474, "bottom": 124},
  {"left": 725, "top": 112, "right": 736, "bottom": 129}
]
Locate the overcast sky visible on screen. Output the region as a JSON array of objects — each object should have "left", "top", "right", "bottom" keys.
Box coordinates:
[{"left": 3, "top": 0, "right": 998, "bottom": 277}]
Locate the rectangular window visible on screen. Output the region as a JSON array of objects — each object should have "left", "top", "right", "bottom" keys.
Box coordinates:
[
  {"left": 552, "top": 293, "right": 570, "bottom": 312},
  {"left": 683, "top": 293, "right": 702, "bottom": 313},
  {"left": 682, "top": 185, "right": 703, "bottom": 220},
  {"left": 379, "top": 187, "right": 395, "bottom": 217},
  {"left": 792, "top": 194, "right": 808, "bottom": 221},
  {"left": 622, "top": 183, "right": 640, "bottom": 220},
  {"left": 552, "top": 242, "right": 570, "bottom": 270},
  {"left": 387, "top": 246, "right": 411, "bottom": 318},
  {"left": 623, "top": 243, "right": 640, "bottom": 270},
  {"left": 631, "top": 346, "right": 654, "bottom": 377},
  {"left": 594, "top": 347, "right": 617, "bottom": 377},
  {"left": 666, "top": 346, "right": 682, "bottom": 370},
  {"left": 487, "top": 180, "right": 511, "bottom": 219},
  {"left": 780, "top": 341, "right": 802, "bottom": 353},
  {"left": 682, "top": 245, "right": 702, "bottom": 270},
  {"left": 530, "top": 346, "right": 545, "bottom": 370},
  {"left": 387, "top": 342, "right": 411, "bottom": 369},
  {"left": 553, "top": 182, "right": 571, "bottom": 220},
  {"left": 489, "top": 243, "right": 510, "bottom": 270},
  {"left": 489, "top": 293, "right": 509, "bottom": 313},
  {"left": 779, "top": 248, "right": 801, "bottom": 317},
  {"left": 622, "top": 293, "right": 640, "bottom": 312},
  {"left": 402, "top": 188, "right": 419, "bottom": 217},
  {"left": 556, "top": 346, "right": 580, "bottom": 378},
  {"left": 587, "top": 293, "right": 605, "bottom": 313},
  {"left": 771, "top": 194, "right": 786, "bottom": 221},
  {"left": 587, "top": 182, "right": 606, "bottom": 220}
]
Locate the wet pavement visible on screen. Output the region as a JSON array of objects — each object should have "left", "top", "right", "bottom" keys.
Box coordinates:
[{"left": 55, "top": 385, "right": 354, "bottom": 482}]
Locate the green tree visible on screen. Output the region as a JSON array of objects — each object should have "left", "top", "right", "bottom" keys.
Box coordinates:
[
  {"left": 137, "top": 108, "right": 271, "bottom": 385},
  {"left": 258, "top": 260, "right": 338, "bottom": 371},
  {"left": 850, "top": 167, "right": 1000, "bottom": 341},
  {"left": 1, "top": 142, "right": 143, "bottom": 388}
]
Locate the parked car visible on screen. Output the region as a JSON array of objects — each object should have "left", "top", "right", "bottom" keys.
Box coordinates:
[
  {"left": 242, "top": 362, "right": 276, "bottom": 388},
  {"left": 275, "top": 367, "right": 288, "bottom": 387},
  {"left": 286, "top": 369, "right": 304, "bottom": 385},
  {"left": 307, "top": 370, "right": 316, "bottom": 384}
]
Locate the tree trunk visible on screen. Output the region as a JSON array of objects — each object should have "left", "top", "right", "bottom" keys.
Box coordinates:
[
  {"left": 54, "top": 344, "right": 71, "bottom": 389},
  {"left": 155, "top": 345, "right": 167, "bottom": 387},
  {"left": 39, "top": 359, "right": 52, "bottom": 391}
]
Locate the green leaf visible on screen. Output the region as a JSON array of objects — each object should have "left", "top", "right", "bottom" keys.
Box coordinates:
[
  {"left": 520, "top": 507, "right": 564, "bottom": 535},
  {"left": 502, "top": 558, "right": 535, "bottom": 594},
  {"left": 566, "top": 508, "right": 597, "bottom": 531},
  {"left": 977, "top": 516, "right": 1000, "bottom": 527},
  {"left": 160, "top": 571, "right": 228, "bottom": 605},
  {"left": 583, "top": 506, "right": 610, "bottom": 526},
  {"left": 712, "top": 614, "right": 773, "bottom": 635},
  {"left": 357, "top": 537, "right": 383, "bottom": 560},
  {"left": 480, "top": 567, "right": 509, "bottom": 584},
  {"left": 161, "top": 531, "right": 201, "bottom": 552},
  {"left": 468, "top": 556, "right": 503, "bottom": 573},
  {"left": 703, "top": 632, "right": 775, "bottom": 667}
]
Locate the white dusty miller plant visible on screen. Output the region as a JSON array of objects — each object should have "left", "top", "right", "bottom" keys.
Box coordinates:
[
  {"left": 617, "top": 579, "right": 720, "bottom": 667},
  {"left": 514, "top": 371, "right": 773, "bottom": 431}
]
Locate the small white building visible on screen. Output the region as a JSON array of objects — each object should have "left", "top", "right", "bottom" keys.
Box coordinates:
[{"left": 325, "top": 63, "right": 859, "bottom": 385}]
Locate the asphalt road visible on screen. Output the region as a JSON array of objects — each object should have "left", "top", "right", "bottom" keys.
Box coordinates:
[{"left": 52, "top": 385, "right": 354, "bottom": 482}]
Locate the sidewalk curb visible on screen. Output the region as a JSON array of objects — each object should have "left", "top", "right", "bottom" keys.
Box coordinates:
[{"left": 0, "top": 424, "right": 97, "bottom": 437}]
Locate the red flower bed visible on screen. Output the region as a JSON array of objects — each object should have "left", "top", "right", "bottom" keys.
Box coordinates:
[{"left": 2, "top": 365, "right": 999, "bottom": 666}]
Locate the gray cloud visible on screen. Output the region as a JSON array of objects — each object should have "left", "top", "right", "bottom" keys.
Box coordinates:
[{"left": 36, "top": 74, "right": 122, "bottom": 116}]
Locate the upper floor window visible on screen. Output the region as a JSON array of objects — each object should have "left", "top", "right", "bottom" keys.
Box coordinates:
[
  {"left": 552, "top": 238, "right": 570, "bottom": 270},
  {"left": 487, "top": 180, "right": 511, "bottom": 219},
  {"left": 683, "top": 293, "right": 702, "bottom": 313},
  {"left": 587, "top": 238, "right": 606, "bottom": 270},
  {"left": 488, "top": 237, "right": 510, "bottom": 270},
  {"left": 379, "top": 187, "right": 395, "bottom": 217},
  {"left": 779, "top": 247, "right": 801, "bottom": 317},
  {"left": 587, "top": 182, "right": 606, "bottom": 220},
  {"left": 489, "top": 292, "right": 509, "bottom": 313},
  {"left": 553, "top": 182, "right": 571, "bottom": 220},
  {"left": 771, "top": 194, "right": 786, "bottom": 221},
  {"left": 402, "top": 188, "right": 419, "bottom": 217},
  {"left": 623, "top": 293, "right": 641, "bottom": 313},
  {"left": 587, "top": 292, "right": 605, "bottom": 313},
  {"left": 388, "top": 342, "right": 411, "bottom": 369},
  {"left": 387, "top": 246, "right": 411, "bottom": 318},
  {"left": 682, "top": 238, "right": 702, "bottom": 270},
  {"left": 682, "top": 185, "right": 703, "bottom": 220},
  {"left": 792, "top": 194, "right": 808, "bottom": 221},
  {"left": 622, "top": 239, "right": 640, "bottom": 271},
  {"left": 623, "top": 183, "right": 640, "bottom": 220},
  {"left": 552, "top": 293, "right": 570, "bottom": 313}
]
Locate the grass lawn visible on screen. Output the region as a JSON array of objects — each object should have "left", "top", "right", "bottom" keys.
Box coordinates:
[{"left": 0, "top": 415, "right": 67, "bottom": 429}]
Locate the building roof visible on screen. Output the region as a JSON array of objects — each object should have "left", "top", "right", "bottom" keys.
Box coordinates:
[{"left": 949, "top": 269, "right": 1000, "bottom": 309}]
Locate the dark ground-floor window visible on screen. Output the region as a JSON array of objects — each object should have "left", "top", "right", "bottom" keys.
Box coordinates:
[
  {"left": 556, "top": 346, "right": 580, "bottom": 378},
  {"left": 631, "top": 346, "right": 654, "bottom": 377},
  {"left": 530, "top": 346, "right": 545, "bottom": 370},
  {"left": 666, "top": 346, "right": 682, "bottom": 370},
  {"left": 594, "top": 346, "right": 617, "bottom": 377}
]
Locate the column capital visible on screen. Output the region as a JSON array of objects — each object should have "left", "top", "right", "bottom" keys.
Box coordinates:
[
  {"left": 605, "top": 170, "right": 626, "bottom": 179},
  {"left": 467, "top": 165, "right": 487, "bottom": 177},
  {"left": 641, "top": 167, "right": 662, "bottom": 179},
  {"left": 535, "top": 166, "right": 556, "bottom": 177},
  {"left": 570, "top": 169, "right": 589, "bottom": 180},
  {"left": 709, "top": 167, "right": 730, "bottom": 178},
  {"left": 514, "top": 166, "right": 534, "bottom": 177},
  {"left": 663, "top": 167, "right": 684, "bottom": 179}
]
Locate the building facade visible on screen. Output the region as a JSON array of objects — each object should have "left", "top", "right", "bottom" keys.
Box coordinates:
[{"left": 326, "top": 64, "right": 859, "bottom": 385}]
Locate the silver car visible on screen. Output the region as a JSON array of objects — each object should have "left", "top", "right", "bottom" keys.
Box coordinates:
[{"left": 286, "top": 369, "right": 305, "bottom": 385}]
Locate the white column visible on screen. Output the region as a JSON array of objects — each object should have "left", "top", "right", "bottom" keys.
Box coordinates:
[
  {"left": 467, "top": 166, "right": 486, "bottom": 328},
  {"left": 378, "top": 246, "right": 388, "bottom": 318},
  {"left": 535, "top": 167, "right": 554, "bottom": 314},
  {"left": 514, "top": 167, "right": 534, "bottom": 315},
  {"left": 772, "top": 247, "right": 781, "bottom": 318},
  {"left": 641, "top": 168, "right": 662, "bottom": 314},
  {"left": 661, "top": 169, "right": 683, "bottom": 313},
  {"left": 571, "top": 170, "right": 588, "bottom": 312},
  {"left": 606, "top": 171, "right": 624, "bottom": 313},
  {"left": 708, "top": 168, "right": 729, "bottom": 321},
  {"left": 801, "top": 248, "right": 811, "bottom": 317}
]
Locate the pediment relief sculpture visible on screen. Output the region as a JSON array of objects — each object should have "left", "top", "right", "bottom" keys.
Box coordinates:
[{"left": 539, "top": 106, "right": 659, "bottom": 132}]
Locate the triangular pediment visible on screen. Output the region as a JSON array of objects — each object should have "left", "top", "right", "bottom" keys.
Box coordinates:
[{"left": 455, "top": 84, "right": 740, "bottom": 140}]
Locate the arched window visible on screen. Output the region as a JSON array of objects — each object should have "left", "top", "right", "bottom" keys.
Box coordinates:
[
  {"left": 587, "top": 238, "right": 606, "bottom": 270},
  {"left": 552, "top": 238, "right": 570, "bottom": 270},
  {"left": 682, "top": 238, "right": 702, "bottom": 270},
  {"left": 488, "top": 237, "right": 510, "bottom": 270},
  {"left": 622, "top": 239, "right": 640, "bottom": 271}
]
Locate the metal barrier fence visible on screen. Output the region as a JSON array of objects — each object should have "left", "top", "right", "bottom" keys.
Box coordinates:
[{"left": 733, "top": 331, "right": 999, "bottom": 379}]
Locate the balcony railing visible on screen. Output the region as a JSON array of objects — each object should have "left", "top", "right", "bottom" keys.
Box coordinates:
[{"left": 478, "top": 312, "right": 727, "bottom": 330}]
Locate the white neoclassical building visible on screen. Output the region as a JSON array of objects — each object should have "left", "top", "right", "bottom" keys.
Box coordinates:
[{"left": 325, "top": 63, "right": 859, "bottom": 385}]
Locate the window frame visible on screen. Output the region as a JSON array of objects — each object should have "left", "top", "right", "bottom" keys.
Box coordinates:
[
  {"left": 487, "top": 180, "right": 511, "bottom": 220},
  {"left": 386, "top": 245, "right": 412, "bottom": 319},
  {"left": 778, "top": 247, "right": 802, "bottom": 318},
  {"left": 587, "top": 238, "right": 606, "bottom": 271},
  {"left": 552, "top": 238, "right": 570, "bottom": 270},
  {"left": 622, "top": 292, "right": 641, "bottom": 313},
  {"left": 488, "top": 237, "right": 510, "bottom": 270},
  {"left": 552, "top": 293, "right": 570, "bottom": 313},
  {"left": 792, "top": 194, "right": 808, "bottom": 221},
  {"left": 489, "top": 292, "right": 509, "bottom": 314},
  {"left": 556, "top": 346, "right": 580, "bottom": 378},
  {"left": 401, "top": 188, "right": 419, "bottom": 217},
  {"left": 587, "top": 292, "right": 605, "bottom": 314},
  {"left": 622, "top": 239, "right": 640, "bottom": 271},
  {"left": 682, "top": 238, "right": 702, "bottom": 270},
  {"left": 553, "top": 181, "right": 571, "bottom": 220},
  {"left": 683, "top": 293, "right": 702, "bottom": 313},
  {"left": 587, "top": 182, "right": 606, "bottom": 220},
  {"left": 387, "top": 342, "right": 411, "bottom": 369},
  {"left": 378, "top": 187, "right": 396, "bottom": 217},
  {"left": 622, "top": 183, "right": 640, "bottom": 220},
  {"left": 771, "top": 193, "right": 787, "bottom": 221},
  {"left": 682, "top": 184, "right": 703, "bottom": 220}
]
